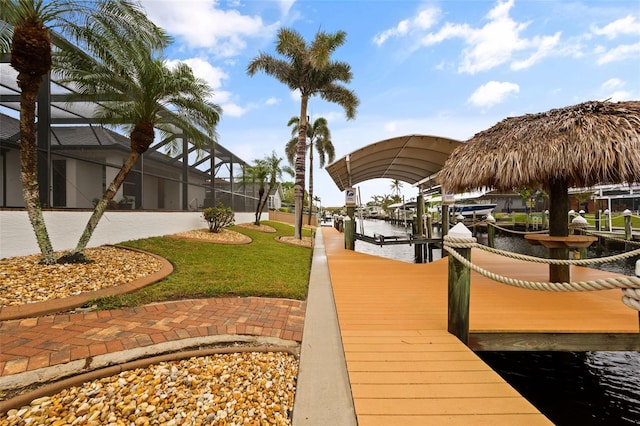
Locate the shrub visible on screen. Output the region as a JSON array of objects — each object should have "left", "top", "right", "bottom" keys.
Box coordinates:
[{"left": 203, "top": 204, "right": 235, "bottom": 233}]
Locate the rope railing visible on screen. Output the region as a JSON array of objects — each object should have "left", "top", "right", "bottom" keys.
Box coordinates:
[
  {"left": 443, "top": 235, "right": 640, "bottom": 311},
  {"left": 582, "top": 229, "right": 640, "bottom": 247},
  {"left": 488, "top": 222, "right": 549, "bottom": 235}
]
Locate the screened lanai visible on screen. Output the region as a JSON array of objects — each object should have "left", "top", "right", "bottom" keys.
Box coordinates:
[{"left": 0, "top": 54, "right": 255, "bottom": 212}]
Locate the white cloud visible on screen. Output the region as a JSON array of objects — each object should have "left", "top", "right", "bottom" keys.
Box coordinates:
[
  {"left": 166, "top": 57, "right": 228, "bottom": 90},
  {"left": 468, "top": 81, "right": 520, "bottom": 108},
  {"left": 601, "top": 78, "right": 624, "bottom": 91},
  {"left": 220, "top": 102, "right": 246, "bottom": 117},
  {"left": 605, "top": 91, "right": 632, "bottom": 102},
  {"left": 265, "top": 97, "right": 280, "bottom": 106},
  {"left": 140, "top": 0, "right": 278, "bottom": 57},
  {"left": 457, "top": 0, "right": 531, "bottom": 73},
  {"left": 383, "top": 121, "right": 399, "bottom": 132},
  {"left": 591, "top": 15, "right": 640, "bottom": 39},
  {"left": 277, "top": 0, "right": 296, "bottom": 16},
  {"left": 373, "top": 6, "right": 440, "bottom": 46},
  {"left": 596, "top": 41, "right": 640, "bottom": 64},
  {"left": 511, "top": 33, "right": 561, "bottom": 70},
  {"left": 599, "top": 78, "right": 632, "bottom": 102},
  {"left": 392, "top": 0, "right": 565, "bottom": 74}
]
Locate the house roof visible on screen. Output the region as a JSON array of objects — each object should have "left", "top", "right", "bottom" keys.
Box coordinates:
[
  {"left": 0, "top": 61, "right": 245, "bottom": 168},
  {"left": 325, "top": 134, "right": 463, "bottom": 191}
]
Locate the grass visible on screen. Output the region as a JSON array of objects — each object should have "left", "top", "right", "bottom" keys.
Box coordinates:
[{"left": 92, "top": 221, "right": 313, "bottom": 310}]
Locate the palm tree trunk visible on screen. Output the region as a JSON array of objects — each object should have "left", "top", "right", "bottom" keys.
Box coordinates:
[
  {"left": 294, "top": 99, "right": 309, "bottom": 239},
  {"left": 71, "top": 151, "right": 141, "bottom": 258},
  {"left": 258, "top": 179, "right": 275, "bottom": 225},
  {"left": 548, "top": 177, "right": 570, "bottom": 282},
  {"left": 19, "top": 73, "right": 56, "bottom": 264},
  {"left": 255, "top": 186, "right": 265, "bottom": 225}
]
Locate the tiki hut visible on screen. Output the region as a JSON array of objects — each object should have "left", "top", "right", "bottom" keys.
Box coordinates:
[{"left": 438, "top": 100, "right": 640, "bottom": 281}]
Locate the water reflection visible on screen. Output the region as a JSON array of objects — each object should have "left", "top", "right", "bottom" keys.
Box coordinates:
[
  {"left": 353, "top": 219, "right": 640, "bottom": 425},
  {"left": 354, "top": 218, "right": 638, "bottom": 275}
]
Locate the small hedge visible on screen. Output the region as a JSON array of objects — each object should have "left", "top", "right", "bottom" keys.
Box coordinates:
[{"left": 203, "top": 204, "right": 234, "bottom": 233}]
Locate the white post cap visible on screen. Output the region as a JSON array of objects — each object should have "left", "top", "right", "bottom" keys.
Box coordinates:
[
  {"left": 571, "top": 215, "right": 588, "bottom": 225},
  {"left": 448, "top": 222, "right": 472, "bottom": 238}
]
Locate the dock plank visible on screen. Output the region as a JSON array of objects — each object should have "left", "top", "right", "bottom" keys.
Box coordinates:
[{"left": 321, "top": 226, "right": 638, "bottom": 424}]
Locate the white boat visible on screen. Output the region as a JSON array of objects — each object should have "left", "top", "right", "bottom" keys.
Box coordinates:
[{"left": 453, "top": 203, "right": 496, "bottom": 217}]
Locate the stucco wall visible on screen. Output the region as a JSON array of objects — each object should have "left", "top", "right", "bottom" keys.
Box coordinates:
[{"left": 0, "top": 210, "right": 258, "bottom": 259}]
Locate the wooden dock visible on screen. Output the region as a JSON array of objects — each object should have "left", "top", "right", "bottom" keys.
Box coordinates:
[{"left": 321, "top": 227, "right": 639, "bottom": 425}]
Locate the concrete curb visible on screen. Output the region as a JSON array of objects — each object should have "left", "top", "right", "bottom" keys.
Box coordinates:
[
  {"left": 292, "top": 229, "right": 357, "bottom": 425},
  {"left": 0, "top": 335, "right": 298, "bottom": 392}
]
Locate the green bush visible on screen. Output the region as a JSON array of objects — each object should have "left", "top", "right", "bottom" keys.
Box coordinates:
[{"left": 203, "top": 204, "right": 234, "bottom": 233}]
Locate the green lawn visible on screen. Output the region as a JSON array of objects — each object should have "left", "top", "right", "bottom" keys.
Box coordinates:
[{"left": 92, "top": 221, "right": 313, "bottom": 309}]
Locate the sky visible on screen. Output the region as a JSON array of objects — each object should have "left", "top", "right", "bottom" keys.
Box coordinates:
[{"left": 137, "top": 0, "right": 640, "bottom": 207}]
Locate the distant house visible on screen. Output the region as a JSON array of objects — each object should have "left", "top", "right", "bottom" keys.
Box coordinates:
[{"left": 0, "top": 113, "right": 257, "bottom": 212}]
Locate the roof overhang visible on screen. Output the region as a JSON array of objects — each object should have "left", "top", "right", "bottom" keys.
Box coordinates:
[{"left": 325, "top": 134, "right": 463, "bottom": 191}]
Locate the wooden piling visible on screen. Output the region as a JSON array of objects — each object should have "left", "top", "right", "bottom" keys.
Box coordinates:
[{"left": 448, "top": 244, "right": 471, "bottom": 345}]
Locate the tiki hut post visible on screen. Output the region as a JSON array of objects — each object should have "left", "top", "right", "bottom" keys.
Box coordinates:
[{"left": 547, "top": 176, "right": 570, "bottom": 282}]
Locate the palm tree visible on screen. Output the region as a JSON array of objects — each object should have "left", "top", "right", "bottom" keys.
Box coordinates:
[
  {"left": 247, "top": 27, "right": 359, "bottom": 239},
  {"left": 390, "top": 179, "right": 404, "bottom": 197},
  {"left": 55, "top": 29, "right": 221, "bottom": 262},
  {"left": 242, "top": 151, "right": 292, "bottom": 225},
  {"left": 286, "top": 116, "right": 334, "bottom": 225},
  {"left": 243, "top": 160, "right": 269, "bottom": 226},
  {"left": 1, "top": 0, "right": 165, "bottom": 264}
]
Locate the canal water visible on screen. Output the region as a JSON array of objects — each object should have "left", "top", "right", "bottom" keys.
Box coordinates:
[{"left": 353, "top": 218, "right": 640, "bottom": 425}]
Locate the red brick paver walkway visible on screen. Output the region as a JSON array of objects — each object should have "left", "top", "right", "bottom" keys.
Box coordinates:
[{"left": 0, "top": 297, "right": 305, "bottom": 377}]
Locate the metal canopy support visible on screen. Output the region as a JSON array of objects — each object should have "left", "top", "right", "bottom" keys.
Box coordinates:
[{"left": 37, "top": 73, "right": 52, "bottom": 208}]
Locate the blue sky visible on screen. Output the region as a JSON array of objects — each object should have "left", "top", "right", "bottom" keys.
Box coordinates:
[{"left": 139, "top": 0, "right": 640, "bottom": 207}]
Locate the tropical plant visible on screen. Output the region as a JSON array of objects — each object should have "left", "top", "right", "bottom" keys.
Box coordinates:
[
  {"left": 0, "top": 0, "right": 165, "bottom": 264},
  {"left": 390, "top": 179, "right": 403, "bottom": 198},
  {"left": 54, "top": 22, "right": 221, "bottom": 262},
  {"left": 247, "top": 27, "right": 359, "bottom": 239},
  {"left": 203, "top": 203, "right": 235, "bottom": 233},
  {"left": 241, "top": 152, "right": 292, "bottom": 225},
  {"left": 243, "top": 159, "right": 269, "bottom": 225},
  {"left": 286, "top": 116, "right": 334, "bottom": 225}
]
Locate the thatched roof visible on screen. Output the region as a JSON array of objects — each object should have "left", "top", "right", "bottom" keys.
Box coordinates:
[{"left": 438, "top": 100, "right": 640, "bottom": 193}]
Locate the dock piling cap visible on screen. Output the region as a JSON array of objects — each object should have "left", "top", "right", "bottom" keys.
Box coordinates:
[{"left": 449, "top": 222, "right": 472, "bottom": 238}]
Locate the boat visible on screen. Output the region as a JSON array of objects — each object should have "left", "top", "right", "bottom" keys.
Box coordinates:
[{"left": 453, "top": 203, "right": 496, "bottom": 217}]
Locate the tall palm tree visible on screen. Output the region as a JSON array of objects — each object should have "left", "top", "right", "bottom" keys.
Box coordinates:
[
  {"left": 247, "top": 27, "right": 359, "bottom": 239},
  {"left": 55, "top": 29, "right": 221, "bottom": 262},
  {"left": 285, "top": 116, "right": 334, "bottom": 225},
  {"left": 1, "top": 0, "right": 165, "bottom": 264},
  {"left": 390, "top": 179, "right": 404, "bottom": 198}
]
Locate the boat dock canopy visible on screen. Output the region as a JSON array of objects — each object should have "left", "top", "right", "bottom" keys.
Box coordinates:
[{"left": 325, "top": 134, "right": 462, "bottom": 191}]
